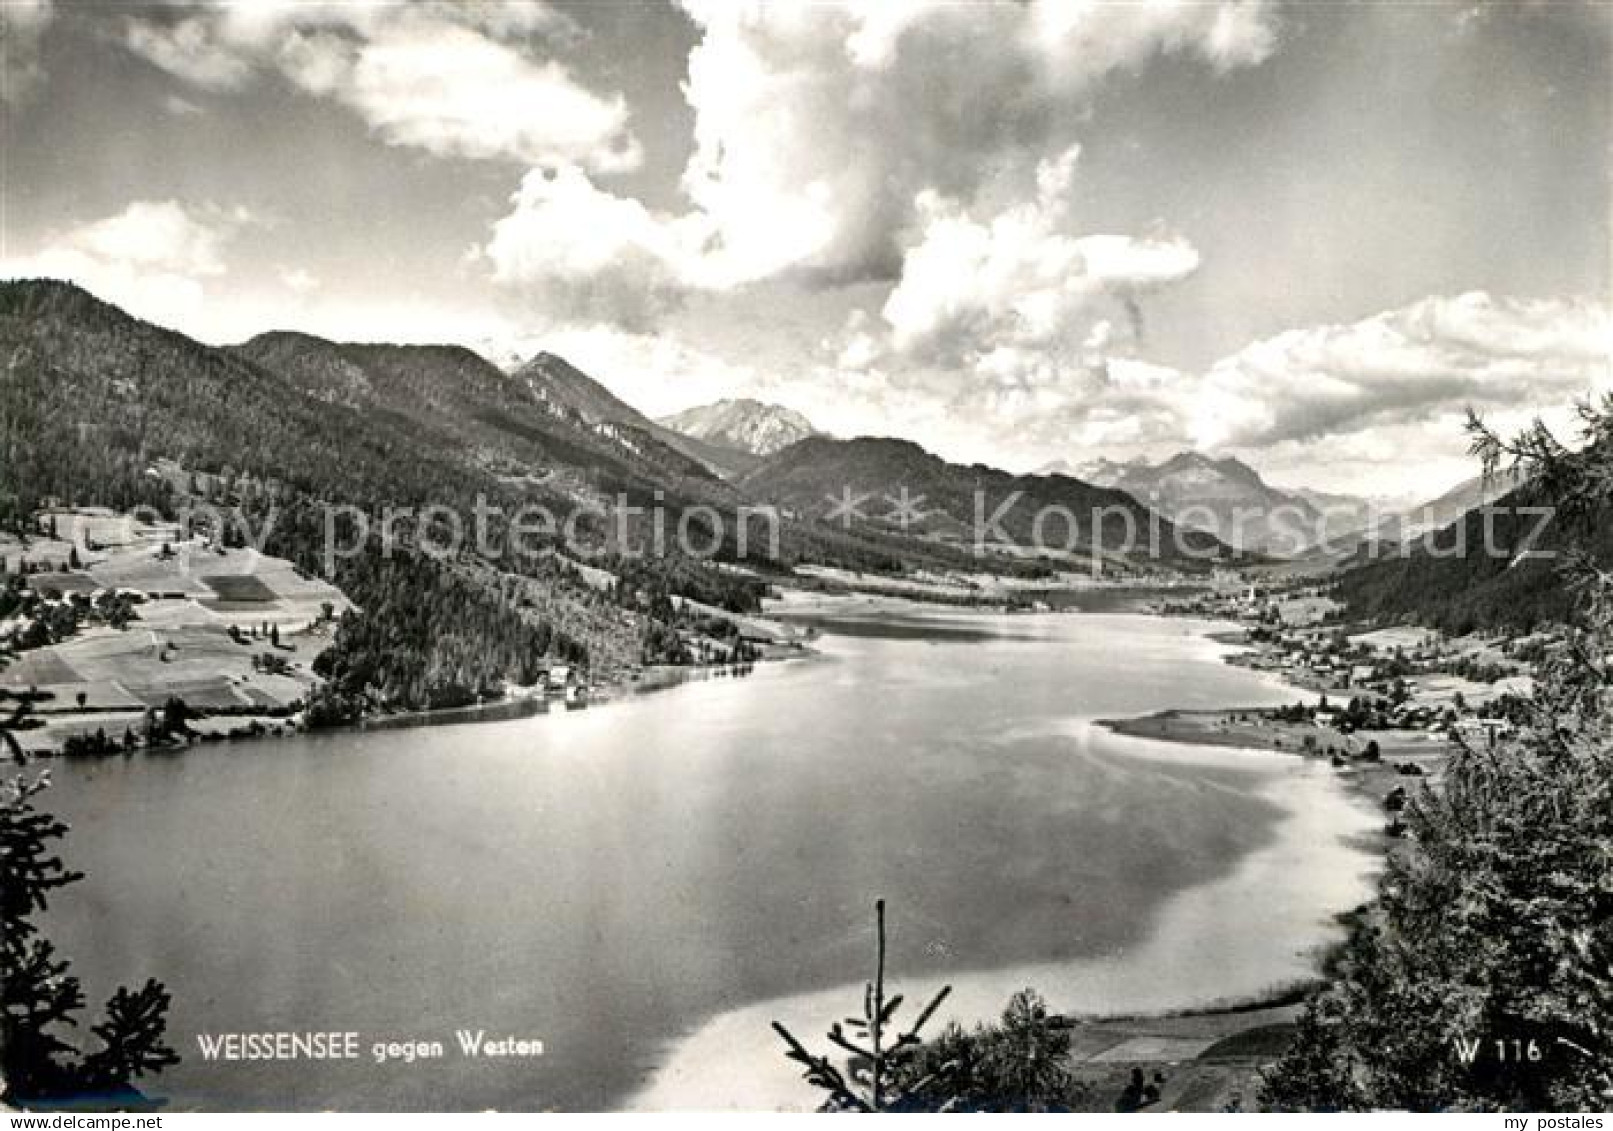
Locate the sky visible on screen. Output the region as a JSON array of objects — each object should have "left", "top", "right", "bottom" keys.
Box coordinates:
[{"left": 2, "top": 0, "right": 1610, "bottom": 497}]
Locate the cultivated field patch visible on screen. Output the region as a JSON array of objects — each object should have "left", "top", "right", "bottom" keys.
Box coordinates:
[{"left": 201, "top": 574, "right": 278, "bottom": 602}]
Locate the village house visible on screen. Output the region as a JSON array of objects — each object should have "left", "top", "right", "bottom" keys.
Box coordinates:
[{"left": 1453, "top": 718, "right": 1514, "bottom": 746}]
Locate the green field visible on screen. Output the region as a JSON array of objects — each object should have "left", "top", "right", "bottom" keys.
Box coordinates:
[{"left": 200, "top": 573, "right": 278, "bottom": 602}]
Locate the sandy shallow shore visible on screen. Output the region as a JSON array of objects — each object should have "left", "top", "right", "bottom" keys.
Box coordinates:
[
  {"left": 626, "top": 724, "right": 1380, "bottom": 1112},
  {"left": 1101, "top": 708, "right": 1449, "bottom": 834},
  {"left": 621, "top": 611, "right": 1406, "bottom": 1112}
]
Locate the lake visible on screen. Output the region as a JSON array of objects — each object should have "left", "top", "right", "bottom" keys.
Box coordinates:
[{"left": 39, "top": 612, "right": 1378, "bottom": 1111}]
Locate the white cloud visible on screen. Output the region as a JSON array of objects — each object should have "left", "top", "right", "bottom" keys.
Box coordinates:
[
  {"left": 483, "top": 166, "right": 708, "bottom": 330},
  {"left": 805, "top": 291, "right": 1613, "bottom": 492},
  {"left": 1075, "top": 234, "right": 1205, "bottom": 291},
  {"left": 1189, "top": 292, "right": 1613, "bottom": 449},
  {"left": 279, "top": 267, "right": 320, "bottom": 295},
  {"left": 289, "top": 22, "right": 639, "bottom": 170},
  {"left": 126, "top": 15, "right": 253, "bottom": 90},
  {"left": 671, "top": 0, "right": 1274, "bottom": 285},
  {"left": 1231, "top": 397, "right": 1610, "bottom": 500},
  {"left": 0, "top": 200, "right": 255, "bottom": 332},
  {"left": 877, "top": 146, "right": 1201, "bottom": 367},
  {"left": 1, "top": 0, "right": 54, "bottom": 103},
  {"left": 1024, "top": 0, "right": 1278, "bottom": 86},
  {"left": 121, "top": 3, "right": 637, "bottom": 172},
  {"left": 790, "top": 143, "right": 1203, "bottom": 461},
  {"left": 70, "top": 201, "right": 241, "bottom": 276},
  {"left": 481, "top": 0, "right": 1274, "bottom": 326}
]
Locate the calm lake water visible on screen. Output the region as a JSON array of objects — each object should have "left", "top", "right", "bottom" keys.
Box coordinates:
[{"left": 41, "top": 612, "right": 1377, "bottom": 1111}]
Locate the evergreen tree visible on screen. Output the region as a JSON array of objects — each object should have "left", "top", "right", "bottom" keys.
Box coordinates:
[
  {"left": 1262, "top": 398, "right": 1613, "bottom": 1111},
  {"left": 894, "top": 989, "right": 1089, "bottom": 1111},
  {"left": 773, "top": 901, "right": 954, "bottom": 1112},
  {"left": 772, "top": 902, "right": 1092, "bottom": 1112},
  {"left": 1, "top": 697, "right": 179, "bottom": 1104}
]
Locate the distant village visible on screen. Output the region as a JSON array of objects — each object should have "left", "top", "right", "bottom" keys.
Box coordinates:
[
  {"left": 1164, "top": 579, "right": 1540, "bottom": 753},
  {"left": 0, "top": 503, "right": 794, "bottom": 759}
]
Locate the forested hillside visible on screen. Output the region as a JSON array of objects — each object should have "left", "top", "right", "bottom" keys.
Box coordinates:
[
  {"left": 513, "top": 352, "right": 761, "bottom": 480},
  {"left": 0, "top": 279, "right": 1244, "bottom": 714},
  {"left": 741, "top": 436, "right": 1237, "bottom": 568},
  {"left": 0, "top": 281, "right": 766, "bottom": 713},
  {"left": 1263, "top": 406, "right": 1613, "bottom": 1112},
  {"left": 1334, "top": 470, "right": 1613, "bottom": 634}
]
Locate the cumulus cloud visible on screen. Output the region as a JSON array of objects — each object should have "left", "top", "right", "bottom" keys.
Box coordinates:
[
  {"left": 1023, "top": 0, "right": 1278, "bottom": 84},
  {"left": 483, "top": 166, "right": 711, "bottom": 330},
  {"left": 878, "top": 146, "right": 1201, "bottom": 368},
  {"left": 791, "top": 141, "right": 1203, "bottom": 462},
  {"left": 121, "top": 2, "right": 638, "bottom": 171},
  {"left": 1189, "top": 292, "right": 1613, "bottom": 449},
  {"left": 1, "top": 0, "right": 54, "bottom": 103},
  {"left": 481, "top": 0, "right": 1274, "bottom": 325},
  {"left": 810, "top": 315, "right": 1200, "bottom": 469},
  {"left": 126, "top": 14, "right": 254, "bottom": 90},
  {"left": 672, "top": 0, "right": 1274, "bottom": 284},
  {"left": 0, "top": 200, "right": 255, "bottom": 331},
  {"left": 811, "top": 291, "right": 1613, "bottom": 489}
]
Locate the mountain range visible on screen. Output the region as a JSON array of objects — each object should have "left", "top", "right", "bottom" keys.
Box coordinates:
[
  {"left": 658, "top": 398, "right": 817, "bottom": 460},
  {"left": 1389, "top": 469, "right": 1527, "bottom": 538},
  {"left": 1037, "top": 452, "right": 1504, "bottom": 557},
  {"left": 0, "top": 279, "right": 1236, "bottom": 580},
  {"left": 231, "top": 333, "right": 721, "bottom": 498},
  {"left": 1042, "top": 441, "right": 1608, "bottom": 632},
  {"left": 3, "top": 277, "right": 1591, "bottom": 654},
  {"left": 508, "top": 352, "right": 763, "bottom": 482},
  {"left": 1042, "top": 451, "right": 1332, "bottom": 555},
  {"left": 745, "top": 436, "right": 1234, "bottom": 568}
]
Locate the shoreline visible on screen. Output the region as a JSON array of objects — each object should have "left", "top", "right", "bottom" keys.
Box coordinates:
[
  {"left": 11, "top": 572, "right": 1193, "bottom": 761},
  {"left": 37, "top": 601, "right": 1388, "bottom": 1113},
  {"left": 1033, "top": 621, "right": 1465, "bottom": 1109},
  {"left": 627, "top": 713, "right": 1381, "bottom": 1112},
  {"left": 1096, "top": 706, "right": 1448, "bottom": 847},
  {"left": 28, "top": 590, "right": 1403, "bottom": 1113},
  {"left": 1048, "top": 623, "right": 1435, "bottom": 1109},
  {"left": 343, "top": 649, "right": 815, "bottom": 733},
  {"left": 21, "top": 573, "right": 1183, "bottom": 760},
  {"left": 18, "top": 633, "right": 818, "bottom": 761}
]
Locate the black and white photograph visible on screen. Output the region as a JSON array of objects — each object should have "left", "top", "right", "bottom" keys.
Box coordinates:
[{"left": 1, "top": 0, "right": 1610, "bottom": 1117}]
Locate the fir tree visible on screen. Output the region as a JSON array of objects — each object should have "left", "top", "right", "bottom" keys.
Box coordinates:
[
  {"left": 1262, "top": 398, "right": 1613, "bottom": 1111},
  {"left": 1, "top": 697, "right": 180, "bottom": 1105}
]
